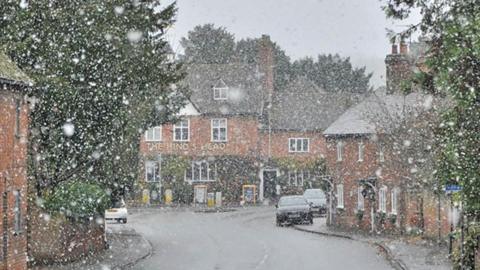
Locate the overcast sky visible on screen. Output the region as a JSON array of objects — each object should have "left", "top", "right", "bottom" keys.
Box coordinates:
[{"left": 165, "top": 0, "right": 420, "bottom": 88}]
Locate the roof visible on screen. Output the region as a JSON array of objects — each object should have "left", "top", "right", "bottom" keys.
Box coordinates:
[
  {"left": 323, "top": 92, "right": 433, "bottom": 136},
  {"left": 183, "top": 63, "right": 264, "bottom": 116},
  {"left": 0, "top": 53, "right": 31, "bottom": 85},
  {"left": 270, "top": 77, "right": 362, "bottom": 131}
]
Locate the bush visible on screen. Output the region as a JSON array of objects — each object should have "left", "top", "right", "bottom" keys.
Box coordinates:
[{"left": 44, "top": 181, "right": 110, "bottom": 220}]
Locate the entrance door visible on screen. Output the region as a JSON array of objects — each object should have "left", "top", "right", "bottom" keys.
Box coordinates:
[{"left": 263, "top": 170, "right": 278, "bottom": 200}]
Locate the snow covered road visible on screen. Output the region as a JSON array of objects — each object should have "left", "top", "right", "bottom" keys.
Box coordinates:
[{"left": 123, "top": 207, "right": 392, "bottom": 270}]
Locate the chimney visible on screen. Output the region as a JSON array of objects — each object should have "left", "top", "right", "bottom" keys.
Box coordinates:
[
  {"left": 258, "top": 35, "right": 275, "bottom": 102},
  {"left": 385, "top": 41, "right": 412, "bottom": 94}
]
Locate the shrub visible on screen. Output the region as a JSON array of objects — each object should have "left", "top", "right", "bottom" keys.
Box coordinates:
[{"left": 44, "top": 180, "right": 110, "bottom": 220}]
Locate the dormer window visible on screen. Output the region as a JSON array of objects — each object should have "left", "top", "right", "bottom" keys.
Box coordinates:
[{"left": 213, "top": 79, "right": 228, "bottom": 100}]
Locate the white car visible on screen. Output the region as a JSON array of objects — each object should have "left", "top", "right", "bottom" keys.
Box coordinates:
[{"left": 105, "top": 199, "right": 128, "bottom": 223}]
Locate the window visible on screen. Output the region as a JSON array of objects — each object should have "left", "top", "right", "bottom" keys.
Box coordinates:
[
  {"left": 337, "top": 141, "right": 343, "bottom": 161},
  {"left": 357, "top": 186, "right": 364, "bottom": 210},
  {"left": 13, "top": 190, "right": 22, "bottom": 234},
  {"left": 379, "top": 186, "right": 387, "bottom": 213},
  {"left": 15, "top": 99, "right": 21, "bottom": 137},
  {"left": 174, "top": 120, "right": 189, "bottom": 141},
  {"left": 186, "top": 160, "right": 216, "bottom": 182},
  {"left": 213, "top": 86, "right": 228, "bottom": 100},
  {"left": 211, "top": 119, "right": 227, "bottom": 142},
  {"left": 391, "top": 188, "right": 398, "bottom": 214},
  {"left": 145, "top": 161, "right": 160, "bottom": 182},
  {"left": 358, "top": 142, "right": 364, "bottom": 162},
  {"left": 337, "top": 184, "right": 344, "bottom": 209},
  {"left": 288, "top": 138, "right": 309, "bottom": 153},
  {"left": 379, "top": 146, "right": 385, "bottom": 163},
  {"left": 288, "top": 170, "right": 309, "bottom": 186},
  {"left": 145, "top": 127, "right": 162, "bottom": 142}
]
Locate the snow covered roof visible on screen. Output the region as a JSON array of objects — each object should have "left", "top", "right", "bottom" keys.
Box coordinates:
[
  {"left": 0, "top": 53, "right": 31, "bottom": 86},
  {"left": 184, "top": 63, "right": 264, "bottom": 116},
  {"left": 323, "top": 92, "right": 432, "bottom": 136},
  {"left": 270, "top": 77, "right": 362, "bottom": 131}
]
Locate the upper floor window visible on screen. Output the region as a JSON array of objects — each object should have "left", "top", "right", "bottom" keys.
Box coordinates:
[
  {"left": 186, "top": 160, "right": 216, "bottom": 182},
  {"left": 15, "top": 99, "right": 21, "bottom": 137},
  {"left": 379, "top": 186, "right": 387, "bottom": 213},
  {"left": 289, "top": 138, "right": 309, "bottom": 153},
  {"left": 173, "top": 120, "right": 189, "bottom": 142},
  {"left": 213, "top": 86, "right": 228, "bottom": 100},
  {"left": 145, "top": 127, "right": 162, "bottom": 142},
  {"left": 211, "top": 119, "right": 227, "bottom": 142},
  {"left": 337, "top": 184, "right": 344, "bottom": 209},
  {"left": 336, "top": 141, "right": 343, "bottom": 161},
  {"left": 358, "top": 142, "right": 365, "bottom": 162},
  {"left": 378, "top": 146, "right": 385, "bottom": 163},
  {"left": 145, "top": 160, "right": 160, "bottom": 182}
]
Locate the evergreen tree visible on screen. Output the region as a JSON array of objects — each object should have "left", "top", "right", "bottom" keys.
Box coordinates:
[{"left": 0, "top": 0, "right": 187, "bottom": 197}]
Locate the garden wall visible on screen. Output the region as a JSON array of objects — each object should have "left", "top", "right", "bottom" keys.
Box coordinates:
[{"left": 28, "top": 209, "right": 106, "bottom": 266}]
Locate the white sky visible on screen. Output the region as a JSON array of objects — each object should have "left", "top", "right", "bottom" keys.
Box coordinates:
[{"left": 164, "top": 0, "right": 421, "bottom": 88}]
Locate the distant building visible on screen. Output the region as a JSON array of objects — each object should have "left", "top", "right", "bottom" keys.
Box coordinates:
[
  {"left": 0, "top": 53, "right": 32, "bottom": 270},
  {"left": 137, "top": 36, "right": 357, "bottom": 205}
]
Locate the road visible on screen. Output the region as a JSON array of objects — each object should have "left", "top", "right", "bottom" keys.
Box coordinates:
[{"left": 124, "top": 207, "right": 392, "bottom": 270}]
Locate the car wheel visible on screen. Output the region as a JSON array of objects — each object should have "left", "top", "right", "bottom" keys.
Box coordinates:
[
  {"left": 122, "top": 218, "right": 127, "bottom": 224},
  {"left": 276, "top": 219, "right": 282, "bottom": 227},
  {"left": 309, "top": 218, "right": 314, "bottom": 225}
]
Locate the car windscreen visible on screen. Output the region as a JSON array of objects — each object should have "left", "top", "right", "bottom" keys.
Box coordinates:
[
  {"left": 278, "top": 197, "right": 307, "bottom": 206},
  {"left": 303, "top": 190, "right": 326, "bottom": 199},
  {"left": 112, "top": 201, "right": 124, "bottom": 208}
]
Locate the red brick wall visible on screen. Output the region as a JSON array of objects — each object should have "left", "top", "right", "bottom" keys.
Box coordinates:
[
  {"left": 141, "top": 115, "right": 260, "bottom": 158},
  {"left": 260, "top": 130, "right": 326, "bottom": 161},
  {"left": 0, "top": 89, "right": 29, "bottom": 270}
]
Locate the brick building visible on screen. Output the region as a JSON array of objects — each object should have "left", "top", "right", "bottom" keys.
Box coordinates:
[
  {"left": 137, "top": 36, "right": 356, "bottom": 205},
  {"left": 0, "top": 53, "right": 32, "bottom": 270},
  {"left": 323, "top": 42, "right": 451, "bottom": 239}
]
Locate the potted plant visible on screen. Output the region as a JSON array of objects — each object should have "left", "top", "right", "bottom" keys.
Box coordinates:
[{"left": 356, "top": 209, "right": 364, "bottom": 221}]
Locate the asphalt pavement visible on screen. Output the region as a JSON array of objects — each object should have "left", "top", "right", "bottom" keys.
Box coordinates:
[{"left": 125, "top": 206, "right": 392, "bottom": 270}]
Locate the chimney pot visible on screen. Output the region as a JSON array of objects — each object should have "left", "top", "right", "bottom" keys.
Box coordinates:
[
  {"left": 391, "top": 44, "right": 398, "bottom": 54},
  {"left": 400, "top": 42, "right": 408, "bottom": 54}
]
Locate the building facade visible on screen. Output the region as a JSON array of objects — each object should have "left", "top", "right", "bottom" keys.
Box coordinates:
[
  {"left": 0, "top": 53, "right": 31, "bottom": 270},
  {"left": 136, "top": 36, "right": 356, "bottom": 205}
]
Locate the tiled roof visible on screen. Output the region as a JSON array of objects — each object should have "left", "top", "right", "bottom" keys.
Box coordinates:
[
  {"left": 0, "top": 53, "right": 31, "bottom": 85},
  {"left": 323, "top": 92, "right": 432, "bottom": 136},
  {"left": 184, "top": 63, "right": 264, "bottom": 116},
  {"left": 270, "top": 77, "right": 362, "bottom": 131}
]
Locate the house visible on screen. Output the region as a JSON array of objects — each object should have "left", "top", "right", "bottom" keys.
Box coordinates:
[
  {"left": 323, "top": 42, "right": 451, "bottom": 238},
  {"left": 0, "top": 53, "right": 32, "bottom": 270},
  {"left": 137, "top": 35, "right": 357, "bottom": 205}
]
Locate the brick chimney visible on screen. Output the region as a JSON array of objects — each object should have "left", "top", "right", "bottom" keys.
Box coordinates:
[
  {"left": 385, "top": 40, "right": 412, "bottom": 94},
  {"left": 258, "top": 35, "right": 275, "bottom": 102}
]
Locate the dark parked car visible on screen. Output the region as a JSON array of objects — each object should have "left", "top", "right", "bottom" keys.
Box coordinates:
[
  {"left": 276, "top": 195, "right": 313, "bottom": 226},
  {"left": 303, "top": 189, "right": 327, "bottom": 216}
]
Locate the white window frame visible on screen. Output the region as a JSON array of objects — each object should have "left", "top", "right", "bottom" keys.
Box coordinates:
[
  {"left": 337, "top": 184, "right": 344, "bottom": 209},
  {"left": 173, "top": 119, "right": 190, "bottom": 142},
  {"left": 288, "top": 170, "right": 307, "bottom": 187},
  {"left": 288, "top": 138, "right": 309, "bottom": 153},
  {"left": 357, "top": 186, "right": 364, "bottom": 210},
  {"left": 391, "top": 188, "right": 398, "bottom": 214},
  {"left": 213, "top": 86, "right": 228, "bottom": 100},
  {"left": 337, "top": 141, "right": 343, "bottom": 161},
  {"left": 145, "top": 126, "right": 162, "bottom": 142},
  {"left": 379, "top": 186, "right": 387, "bottom": 213},
  {"left": 145, "top": 160, "right": 160, "bottom": 182},
  {"left": 358, "top": 142, "right": 365, "bottom": 162},
  {"left": 211, "top": 118, "right": 228, "bottom": 142},
  {"left": 379, "top": 146, "right": 385, "bottom": 163},
  {"left": 186, "top": 160, "right": 217, "bottom": 182},
  {"left": 13, "top": 190, "right": 22, "bottom": 234}
]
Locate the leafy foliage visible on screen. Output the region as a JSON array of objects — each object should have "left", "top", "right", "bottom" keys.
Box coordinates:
[
  {"left": 44, "top": 181, "right": 109, "bottom": 219},
  {"left": 0, "top": 0, "right": 187, "bottom": 198},
  {"left": 292, "top": 55, "right": 373, "bottom": 93}
]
